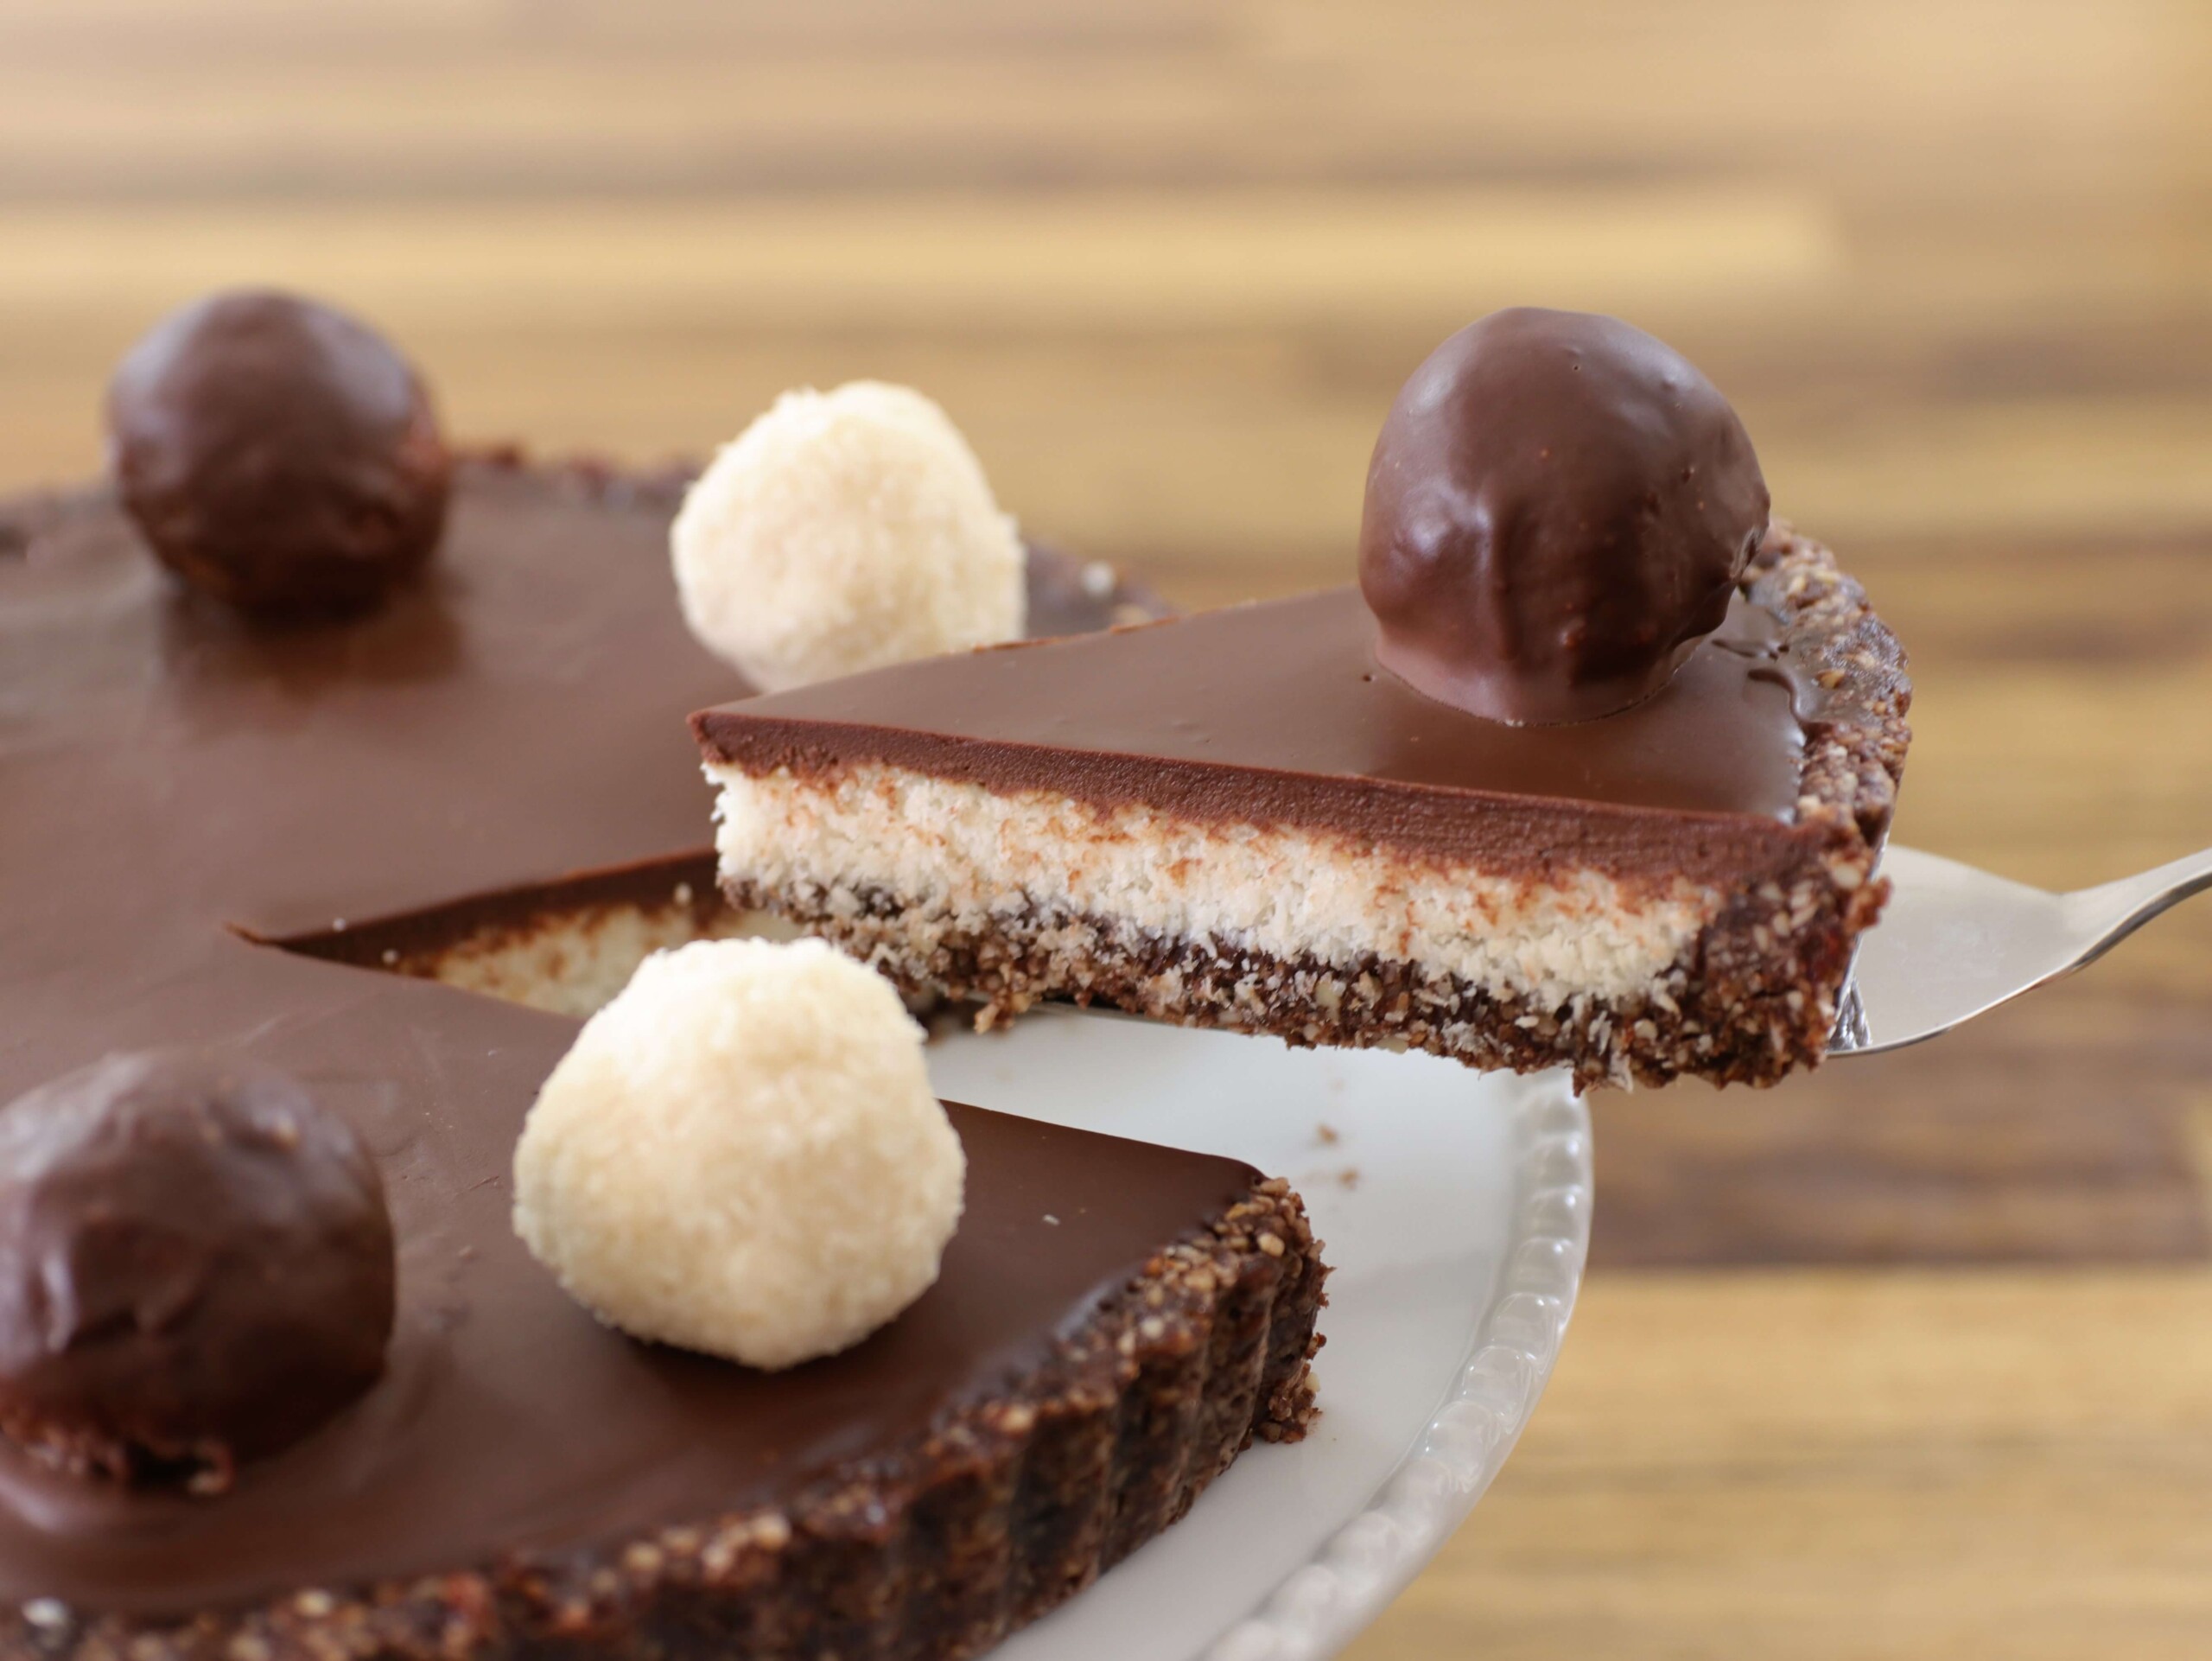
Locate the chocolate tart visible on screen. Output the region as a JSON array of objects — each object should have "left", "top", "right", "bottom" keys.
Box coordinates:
[
  {"left": 0, "top": 458, "right": 1322, "bottom": 1658},
  {"left": 694, "top": 525, "right": 1910, "bottom": 1091}
]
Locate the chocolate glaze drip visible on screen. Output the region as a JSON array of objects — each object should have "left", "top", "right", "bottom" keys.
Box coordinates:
[{"left": 0, "top": 459, "right": 1212, "bottom": 1615}]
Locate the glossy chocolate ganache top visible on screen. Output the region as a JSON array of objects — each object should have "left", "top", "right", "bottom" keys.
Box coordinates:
[
  {"left": 698, "top": 574, "right": 1834, "bottom": 886},
  {"left": 0, "top": 458, "right": 1240, "bottom": 1616}
]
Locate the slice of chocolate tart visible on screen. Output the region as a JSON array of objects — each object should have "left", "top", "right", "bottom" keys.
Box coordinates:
[
  {"left": 694, "top": 525, "right": 1908, "bottom": 1091},
  {"left": 694, "top": 310, "right": 1910, "bottom": 1091}
]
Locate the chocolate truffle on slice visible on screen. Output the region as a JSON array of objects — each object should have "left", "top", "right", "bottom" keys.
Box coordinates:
[
  {"left": 0, "top": 1051, "right": 395, "bottom": 1492},
  {"left": 1359, "top": 307, "right": 1770, "bottom": 725},
  {"left": 107, "top": 289, "right": 451, "bottom": 616}
]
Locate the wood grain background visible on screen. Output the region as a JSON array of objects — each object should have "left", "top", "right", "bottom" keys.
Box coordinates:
[{"left": 3, "top": 2, "right": 2210, "bottom": 1654}]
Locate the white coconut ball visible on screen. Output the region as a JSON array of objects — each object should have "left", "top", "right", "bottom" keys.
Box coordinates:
[
  {"left": 512, "top": 937, "right": 965, "bottom": 1370},
  {"left": 671, "top": 381, "right": 1026, "bottom": 690}
]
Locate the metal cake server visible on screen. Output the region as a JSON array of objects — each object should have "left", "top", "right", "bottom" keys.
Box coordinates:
[{"left": 1828, "top": 843, "right": 2212, "bottom": 1056}]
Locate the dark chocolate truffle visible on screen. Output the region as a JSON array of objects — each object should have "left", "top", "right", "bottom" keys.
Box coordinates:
[
  {"left": 1358, "top": 307, "right": 1769, "bottom": 725},
  {"left": 107, "top": 290, "right": 451, "bottom": 616},
  {"left": 0, "top": 1052, "right": 395, "bottom": 1492}
]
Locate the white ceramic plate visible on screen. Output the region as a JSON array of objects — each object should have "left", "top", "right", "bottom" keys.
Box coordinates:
[{"left": 925, "top": 1007, "right": 1592, "bottom": 1661}]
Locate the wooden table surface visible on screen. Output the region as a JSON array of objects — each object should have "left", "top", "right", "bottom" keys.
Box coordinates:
[{"left": 5, "top": 3, "right": 2211, "bottom": 1654}]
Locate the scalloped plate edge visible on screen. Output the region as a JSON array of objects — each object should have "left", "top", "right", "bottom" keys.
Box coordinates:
[{"left": 1203, "top": 1074, "right": 1592, "bottom": 1661}]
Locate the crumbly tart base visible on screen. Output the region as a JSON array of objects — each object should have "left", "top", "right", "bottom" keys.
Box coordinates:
[
  {"left": 720, "top": 875, "right": 1862, "bottom": 1093},
  {"left": 3, "top": 1185, "right": 1324, "bottom": 1661},
  {"left": 712, "top": 525, "right": 1909, "bottom": 1091}
]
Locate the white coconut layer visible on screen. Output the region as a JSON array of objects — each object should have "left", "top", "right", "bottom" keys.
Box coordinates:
[
  {"left": 708, "top": 763, "right": 1723, "bottom": 1010},
  {"left": 426, "top": 903, "right": 792, "bottom": 1020}
]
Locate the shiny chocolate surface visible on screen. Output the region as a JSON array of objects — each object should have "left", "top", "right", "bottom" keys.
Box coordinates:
[{"left": 698, "top": 582, "right": 1821, "bottom": 885}]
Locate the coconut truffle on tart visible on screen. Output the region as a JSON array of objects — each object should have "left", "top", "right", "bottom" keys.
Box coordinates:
[
  {"left": 694, "top": 309, "right": 1912, "bottom": 1091},
  {"left": 0, "top": 295, "right": 1324, "bottom": 1661}
]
